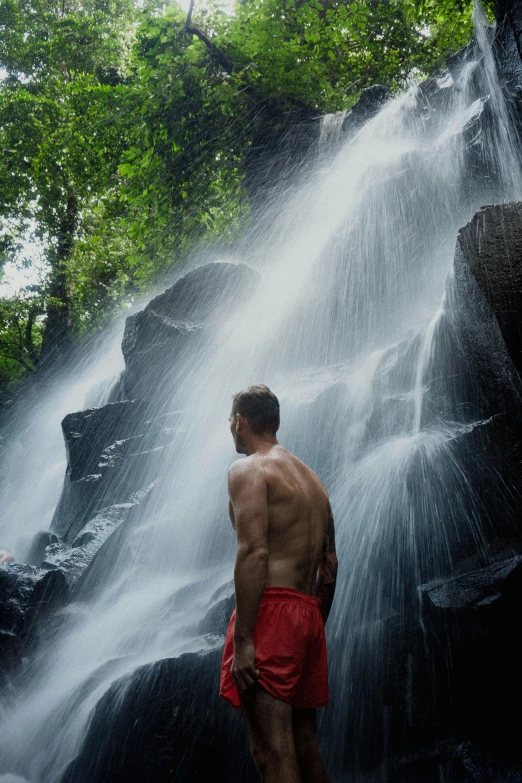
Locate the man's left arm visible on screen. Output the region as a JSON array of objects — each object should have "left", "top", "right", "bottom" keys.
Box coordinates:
[
  {"left": 316, "top": 507, "right": 338, "bottom": 624},
  {"left": 228, "top": 461, "right": 269, "bottom": 694}
]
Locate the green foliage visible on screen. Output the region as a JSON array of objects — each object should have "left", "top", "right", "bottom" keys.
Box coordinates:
[
  {"left": 0, "top": 0, "right": 135, "bottom": 80},
  {"left": 0, "top": 290, "right": 44, "bottom": 408},
  {"left": 209, "top": 0, "right": 493, "bottom": 110},
  {"left": 0, "top": 0, "right": 138, "bottom": 391},
  {"left": 66, "top": 190, "right": 135, "bottom": 331},
  {"left": 111, "top": 7, "right": 252, "bottom": 284},
  {"left": 0, "top": 0, "right": 495, "bottom": 403}
]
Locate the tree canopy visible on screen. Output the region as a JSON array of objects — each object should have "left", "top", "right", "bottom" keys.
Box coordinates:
[{"left": 0, "top": 0, "right": 493, "bottom": 410}]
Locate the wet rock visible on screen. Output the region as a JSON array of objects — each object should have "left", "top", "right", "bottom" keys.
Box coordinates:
[
  {"left": 420, "top": 554, "right": 522, "bottom": 610},
  {"left": 398, "top": 550, "right": 522, "bottom": 778},
  {"left": 60, "top": 400, "right": 150, "bottom": 482},
  {"left": 62, "top": 649, "right": 256, "bottom": 783},
  {"left": 453, "top": 741, "right": 522, "bottom": 782},
  {"left": 447, "top": 209, "right": 522, "bottom": 458},
  {"left": 0, "top": 564, "right": 68, "bottom": 671},
  {"left": 283, "top": 381, "right": 352, "bottom": 483},
  {"left": 71, "top": 490, "right": 156, "bottom": 601},
  {"left": 494, "top": 0, "right": 522, "bottom": 92},
  {"left": 51, "top": 400, "right": 172, "bottom": 542},
  {"left": 456, "top": 202, "right": 522, "bottom": 380},
  {"left": 26, "top": 530, "right": 62, "bottom": 567},
  {"left": 120, "top": 263, "right": 260, "bottom": 402},
  {"left": 198, "top": 581, "right": 235, "bottom": 635},
  {"left": 446, "top": 42, "right": 476, "bottom": 79},
  {"left": 383, "top": 740, "right": 522, "bottom": 783},
  {"left": 341, "top": 85, "right": 392, "bottom": 133},
  {"left": 244, "top": 107, "right": 318, "bottom": 217},
  {"left": 43, "top": 503, "right": 137, "bottom": 587}
]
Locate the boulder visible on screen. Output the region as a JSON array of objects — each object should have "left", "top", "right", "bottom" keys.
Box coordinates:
[
  {"left": 43, "top": 503, "right": 138, "bottom": 587},
  {"left": 494, "top": 0, "right": 522, "bottom": 92},
  {"left": 120, "top": 263, "right": 260, "bottom": 402},
  {"left": 400, "top": 553, "right": 522, "bottom": 778},
  {"left": 60, "top": 400, "right": 151, "bottom": 482},
  {"left": 25, "top": 531, "right": 61, "bottom": 567},
  {"left": 244, "top": 107, "right": 318, "bottom": 218},
  {"left": 198, "top": 581, "right": 235, "bottom": 635},
  {"left": 62, "top": 650, "right": 256, "bottom": 783},
  {"left": 51, "top": 401, "right": 172, "bottom": 542},
  {"left": 341, "top": 85, "right": 392, "bottom": 133},
  {"left": 0, "top": 564, "right": 68, "bottom": 674},
  {"left": 455, "top": 202, "right": 522, "bottom": 380},
  {"left": 420, "top": 554, "right": 522, "bottom": 610}
]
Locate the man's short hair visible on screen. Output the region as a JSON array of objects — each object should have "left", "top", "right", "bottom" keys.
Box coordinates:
[{"left": 231, "top": 384, "right": 280, "bottom": 435}]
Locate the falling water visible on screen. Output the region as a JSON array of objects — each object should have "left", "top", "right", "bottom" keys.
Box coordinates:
[
  {"left": 1, "top": 3, "right": 522, "bottom": 781},
  {"left": 0, "top": 318, "right": 127, "bottom": 561}
]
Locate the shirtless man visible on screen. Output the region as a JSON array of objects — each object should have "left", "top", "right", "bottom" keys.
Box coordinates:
[{"left": 219, "top": 384, "right": 338, "bottom": 783}]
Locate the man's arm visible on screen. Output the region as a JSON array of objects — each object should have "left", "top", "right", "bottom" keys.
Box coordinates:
[
  {"left": 228, "top": 460, "right": 269, "bottom": 693},
  {"left": 316, "top": 508, "right": 338, "bottom": 624}
]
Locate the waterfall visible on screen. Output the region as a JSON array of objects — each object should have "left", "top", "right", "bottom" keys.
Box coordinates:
[
  {"left": 1, "top": 3, "right": 522, "bottom": 780},
  {"left": 0, "top": 318, "right": 127, "bottom": 561}
]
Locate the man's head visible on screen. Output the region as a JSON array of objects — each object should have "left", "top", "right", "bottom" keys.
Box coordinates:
[{"left": 229, "top": 384, "right": 280, "bottom": 454}]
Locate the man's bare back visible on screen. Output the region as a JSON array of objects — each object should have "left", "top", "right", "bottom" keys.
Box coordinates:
[
  {"left": 220, "top": 384, "right": 338, "bottom": 783},
  {"left": 229, "top": 444, "right": 331, "bottom": 596}
]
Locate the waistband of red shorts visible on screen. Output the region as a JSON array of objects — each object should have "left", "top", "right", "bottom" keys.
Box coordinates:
[{"left": 259, "top": 587, "right": 320, "bottom": 607}]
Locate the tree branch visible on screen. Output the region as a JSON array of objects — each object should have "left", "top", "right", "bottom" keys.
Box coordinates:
[
  {"left": 25, "top": 307, "right": 40, "bottom": 365},
  {"left": 184, "top": 1, "right": 234, "bottom": 74},
  {"left": 14, "top": 316, "right": 24, "bottom": 349},
  {"left": 0, "top": 343, "right": 36, "bottom": 371},
  {"left": 186, "top": 0, "right": 194, "bottom": 28}
]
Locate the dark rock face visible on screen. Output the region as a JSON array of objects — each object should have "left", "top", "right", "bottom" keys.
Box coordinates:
[
  {"left": 341, "top": 84, "right": 392, "bottom": 133},
  {"left": 62, "top": 650, "right": 256, "bottom": 783},
  {"left": 0, "top": 565, "right": 68, "bottom": 677},
  {"left": 61, "top": 401, "right": 150, "bottom": 483},
  {"left": 0, "top": 263, "right": 260, "bottom": 689},
  {"left": 44, "top": 503, "right": 137, "bottom": 587},
  {"left": 456, "top": 203, "right": 522, "bottom": 379},
  {"left": 244, "top": 108, "right": 319, "bottom": 218},
  {"left": 494, "top": 0, "right": 522, "bottom": 90},
  {"left": 334, "top": 551, "right": 522, "bottom": 782},
  {"left": 38, "top": 262, "right": 259, "bottom": 601},
  {"left": 412, "top": 553, "right": 522, "bottom": 780},
  {"left": 198, "top": 581, "right": 235, "bottom": 635},
  {"left": 44, "top": 262, "right": 261, "bottom": 589},
  {"left": 50, "top": 400, "right": 168, "bottom": 542},
  {"left": 420, "top": 553, "right": 522, "bottom": 609},
  {"left": 26, "top": 531, "right": 61, "bottom": 567},
  {"left": 119, "top": 262, "right": 260, "bottom": 403},
  {"left": 355, "top": 203, "right": 522, "bottom": 780}
]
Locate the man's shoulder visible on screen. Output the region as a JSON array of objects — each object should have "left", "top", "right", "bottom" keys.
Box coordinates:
[
  {"left": 286, "top": 451, "right": 328, "bottom": 494},
  {"left": 228, "top": 455, "right": 262, "bottom": 483},
  {"left": 228, "top": 456, "right": 253, "bottom": 475},
  {"left": 228, "top": 456, "right": 268, "bottom": 499}
]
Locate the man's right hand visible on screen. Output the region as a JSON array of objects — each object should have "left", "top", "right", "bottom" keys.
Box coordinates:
[
  {"left": 0, "top": 549, "right": 14, "bottom": 564},
  {"left": 231, "top": 639, "right": 260, "bottom": 694}
]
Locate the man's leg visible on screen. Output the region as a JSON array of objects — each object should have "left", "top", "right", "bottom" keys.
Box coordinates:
[
  {"left": 292, "top": 708, "right": 330, "bottom": 783},
  {"left": 240, "top": 685, "right": 302, "bottom": 783}
]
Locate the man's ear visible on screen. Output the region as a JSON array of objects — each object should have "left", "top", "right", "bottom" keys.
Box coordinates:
[{"left": 235, "top": 413, "right": 244, "bottom": 431}]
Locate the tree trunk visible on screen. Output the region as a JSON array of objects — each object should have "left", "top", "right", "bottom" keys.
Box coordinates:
[{"left": 39, "top": 192, "right": 78, "bottom": 369}]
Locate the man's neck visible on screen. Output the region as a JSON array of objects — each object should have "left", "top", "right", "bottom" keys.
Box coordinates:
[{"left": 243, "top": 434, "right": 279, "bottom": 457}]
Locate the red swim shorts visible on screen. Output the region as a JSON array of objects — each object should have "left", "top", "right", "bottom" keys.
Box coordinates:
[{"left": 219, "top": 586, "right": 328, "bottom": 709}]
